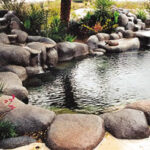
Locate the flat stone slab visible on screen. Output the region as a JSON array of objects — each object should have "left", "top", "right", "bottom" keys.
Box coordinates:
[
  {"left": 101, "top": 109, "right": 150, "bottom": 139},
  {"left": 135, "top": 30, "right": 150, "bottom": 47},
  {"left": 98, "top": 38, "right": 140, "bottom": 52},
  {"left": 47, "top": 114, "right": 105, "bottom": 150}
]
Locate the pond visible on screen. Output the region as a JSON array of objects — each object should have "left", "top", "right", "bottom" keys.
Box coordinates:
[{"left": 28, "top": 49, "right": 150, "bottom": 114}]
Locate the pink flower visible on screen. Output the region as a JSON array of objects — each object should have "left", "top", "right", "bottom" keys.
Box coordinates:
[
  {"left": 8, "top": 105, "right": 16, "bottom": 110},
  {"left": 4, "top": 100, "right": 8, "bottom": 103}
]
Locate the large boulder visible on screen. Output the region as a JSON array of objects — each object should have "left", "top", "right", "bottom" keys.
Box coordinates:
[
  {"left": 126, "top": 21, "right": 135, "bottom": 31},
  {"left": 0, "top": 72, "right": 28, "bottom": 103},
  {"left": 27, "top": 36, "right": 56, "bottom": 45},
  {"left": 47, "top": 114, "right": 105, "bottom": 150},
  {"left": 135, "top": 30, "right": 150, "bottom": 47},
  {"left": 0, "top": 44, "right": 30, "bottom": 67},
  {"left": 96, "top": 33, "right": 110, "bottom": 41},
  {"left": 0, "top": 136, "right": 36, "bottom": 149},
  {"left": 110, "top": 33, "right": 120, "bottom": 40},
  {"left": 27, "top": 42, "right": 47, "bottom": 66},
  {"left": 1, "top": 65, "right": 28, "bottom": 81},
  {"left": 0, "top": 33, "right": 10, "bottom": 44},
  {"left": 123, "top": 30, "right": 135, "bottom": 38},
  {"left": 47, "top": 48, "right": 58, "bottom": 67},
  {"left": 115, "top": 26, "right": 125, "bottom": 33},
  {"left": 87, "top": 35, "right": 99, "bottom": 50},
  {"left": 11, "top": 29, "right": 28, "bottom": 43},
  {"left": 118, "top": 14, "right": 129, "bottom": 26},
  {"left": 26, "top": 66, "right": 41, "bottom": 76},
  {"left": 101, "top": 109, "right": 150, "bottom": 139},
  {"left": 57, "top": 42, "right": 89, "bottom": 62},
  {"left": 0, "top": 95, "right": 55, "bottom": 135},
  {"left": 98, "top": 38, "right": 140, "bottom": 52},
  {"left": 126, "top": 100, "right": 150, "bottom": 125}
]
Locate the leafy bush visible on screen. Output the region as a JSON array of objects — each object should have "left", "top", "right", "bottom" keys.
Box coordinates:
[
  {"left": 64, "top": 34, "right": 77, "bottom": 42},
  {"left": 44, "top": 16, "right": 76, "bottom": 42},
  {"left": 24, "top": 3, "right": 47, "bottom": 35},
  {"left": 136, "top": 9, "right": 147, "bottom": 22},
  {"left": 0, "top": 121, "right": 17, "bottom": 140}
]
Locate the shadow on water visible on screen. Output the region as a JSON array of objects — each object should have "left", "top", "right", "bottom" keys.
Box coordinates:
[{"left": 62, "top": 75, "right": 78, "bottom": 109}]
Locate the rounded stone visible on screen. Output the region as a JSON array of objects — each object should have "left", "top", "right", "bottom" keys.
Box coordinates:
[
  {"left": 47, "top": 114, "right": 105, "bottom": 150},
  {"left": 101, "top": 109, "right": 150, "bottom": 139}
]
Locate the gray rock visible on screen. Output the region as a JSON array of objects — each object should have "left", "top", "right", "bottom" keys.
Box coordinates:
[
  {"left": 27, "top": 36, "right": 56, "bottom": 45},
  {"left": 135, "top": 30, "right": 150, "bottom": 47},
  {"left": 11, "top": 29, "right": 28, "bottom": 43},
  {"left": 115, "top": 26, "right": 125, "bottom": 33},
  {"left": 26, "top": 66, "right": 41, "bottom": 76},
  {"left": 126, "top": 100, "right": 150, "bottom": 125},
  {"left": 128, "top": 16, "right": 134, "bottom": 22},
  {"left": 110, "top": 33, "right": 120, "bottom": 40},
  {"left": 127, "top": 12, "right": 137, "bottom": 21},
  {"left": 57, "top": 42, "right": 89, "bottom": 62},
  {"left": 0, "top": 95, "right": 56, "bottom": 135},
  {"left": 94, "top": 48, "right": 106, "bottom": 53},
  {"left": 0, "top": 136, "right": 36, "bottom": 149},
  {"left": 92, "top": 51, "right": 104, "bottom": 56},
  {"left": 10, "top": 20, "right": 21, "bottom": 30},
  {"left": 134, "top": 24, "right": 142, "bottom": 31},
  {"left": 1, "top": 65, "right": 27, "bottom": 81},
  {"left": 123, "top": 30, "right": 135, "bottom": 38},
  {"left": 27, "top": 42, "right": 47, "bottom": 67},
  {"left": 118, "top": 32, "right": 123, "bottom": 38},
  {"left": 0, "top": 72, "right": 28, "bottom": 103},
  {"left": 0, "top": 44, "right": 30, "bottom": 67},
  {"left": 47, "top": 48, "right": 58, "bottom": 67},
  {"left": 145, "top": 18, "right": 150, "bottom": 28},
  {"left": 87, "top": 35, "right": 99, "bottom": 50},
  {"left": 0, "top": 33, "right": 10, "bottom": 44},
  {"left": 98, "top": 38, "right": 140, "bottom": 52},
  {"left": 96, "top": 33, "right": 110, "bottom": 41},
  {"left": 47, "top": 114, "right": 105, "bottom": 150},
  {"left": 137, "top": 22, "right": 146, "bottom": 30},
  {"left": 126, "top": 21, "right": 135, "bottom": 30},
  {"left": 101, "top": 109, "right": 150, "bottom": 139},
  {"left": 118, "top": 14, "right": 129, "bottom": 26}
]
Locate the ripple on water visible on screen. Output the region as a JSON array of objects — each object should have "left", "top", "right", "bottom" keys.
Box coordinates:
[{"left": 28, "top": 50, "right": 150, "bottom": 113}]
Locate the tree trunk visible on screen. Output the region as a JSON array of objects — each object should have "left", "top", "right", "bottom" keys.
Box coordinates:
[{"left": 60, "top": 0, "right": 71, "bottom": 25}]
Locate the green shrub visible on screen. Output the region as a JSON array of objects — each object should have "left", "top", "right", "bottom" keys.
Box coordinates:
[
  {"left": 64, "top": 34, "right": 77, "bottom": 42},
  {"left": 45, "top": 16, "right": 76, "bottom": 42},
  {"left": 136, "top": 9, "right": 147, "bottom": 22},
  {"left": 0, "top": 121, "right": 17, "bottom": 140},
  {"left": 24, "top": 3, "right": 47, "bottom": 35}
]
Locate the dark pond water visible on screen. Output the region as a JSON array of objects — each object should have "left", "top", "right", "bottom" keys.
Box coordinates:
[{"left": 28, "top": 49, "right": 150, "bottom": 114}]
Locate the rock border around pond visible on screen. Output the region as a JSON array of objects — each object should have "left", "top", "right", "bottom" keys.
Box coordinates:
[{"left": 1, "top": 95, "right": 150, "bottom": 150}]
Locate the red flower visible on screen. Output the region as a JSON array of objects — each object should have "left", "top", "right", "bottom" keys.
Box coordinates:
[
  {"left": 4, "top": 100, "right": 8, "bottom": 103},
  {"left": 8, "top": 105, "right": 16, "bottom": 110}
]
